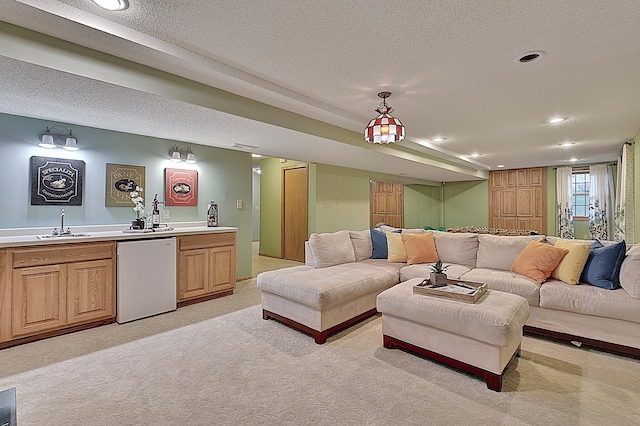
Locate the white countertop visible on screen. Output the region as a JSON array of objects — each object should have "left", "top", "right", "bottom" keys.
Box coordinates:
[{"left": 0, "top": 222, "right": 237, "bottom": 248}]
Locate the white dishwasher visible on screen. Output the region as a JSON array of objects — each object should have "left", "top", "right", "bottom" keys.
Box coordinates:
[{"left": 116, "top": 237, "right": 177, "bottom": 323}]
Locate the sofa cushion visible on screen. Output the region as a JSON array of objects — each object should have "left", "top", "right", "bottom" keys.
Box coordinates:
[
  {"left": 461, "top": 268, "right": 541, "bottom": 307},
  {"left": 257, "top": 263, "right": 399, "bottom": 310},
  {"left": 476, "top": 234, "right": 546, "bottom": 270},
  {"left": 370, "top": 228, "right": 388, "bottom": 259},
  {"left": 580, "top": 240, "right": 626, "bottom": 289},
  {"left": 550, "top": 239, "right": 591, "bottom": 285},
  {"left": 620, "top": 243, "right": 640, "bottom": 299},
  {"left": 402, "top": 232, "right": 438, "bottom": 265},
  {"left": 349, "top": 230, "right": 372, "bottom": 262},
  {"left": 308, "top": 230, "right": 355, "bottom": 268},
  {"left": 540, "top": 280, "right": 640, "bottom": 324},
  {"left": 511, "top": 240, "right": 568, "bottom": 284},
  {"left": 432, "top": 231, "right": 479, "bottom": 268}
]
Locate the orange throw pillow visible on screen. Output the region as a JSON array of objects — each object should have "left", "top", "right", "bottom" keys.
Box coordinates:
[
  {"left": 511, "top": 240, "right": 569, "bottom": 284},
  {"left": 402, "top": 232, "right": 439, "bottom": 265}
]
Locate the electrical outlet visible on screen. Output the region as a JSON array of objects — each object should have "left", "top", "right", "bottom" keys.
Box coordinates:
[{"left": 162, "top": 209, "right": 170, "bottom": 219}]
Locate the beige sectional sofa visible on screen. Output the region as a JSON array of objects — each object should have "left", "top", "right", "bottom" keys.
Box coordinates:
[{"left": 257, "top": 228, "right": 640, "bottom": 357}]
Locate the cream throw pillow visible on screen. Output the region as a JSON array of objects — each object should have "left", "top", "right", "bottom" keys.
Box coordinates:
[
  {"left": 308, "top": 230, "right": 356, "bottom": 268},
  {"left": 477, "top": 234, "right": 546, "bottom": 270},
  {"left": 386, "top": 232, "right": 407, "bottom": 263},
  {"left": 550, "top": 239, "right": 591, "bottom": 284},
  {"left": 349, "top": 230, "right": 372, "bottom": 262}
]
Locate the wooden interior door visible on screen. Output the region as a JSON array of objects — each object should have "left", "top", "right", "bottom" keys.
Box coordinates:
[
  {"left": 370, "top": 180, "right": 404, "bottom": 228},
  {"left": 489, "top": 167, "right": 546, "bottom": 234},
  {"left": 282, "top": 165, "right": 308, "bottom": 261}
]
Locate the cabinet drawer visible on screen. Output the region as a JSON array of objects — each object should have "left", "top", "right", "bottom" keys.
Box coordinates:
[
  {"left": 178, "top": 233, "right": 236, "bottom": 251},
  {"left": 12, "top": 242, "right": 115, "bottom": 269}
]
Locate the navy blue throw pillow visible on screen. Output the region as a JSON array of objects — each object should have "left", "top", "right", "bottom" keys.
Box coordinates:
[
  {"left": 370, "top": 228, "right": 388, "bottom": 259},
  {"left": 580, "top": 240, "right": 626, "bottom": 289}
]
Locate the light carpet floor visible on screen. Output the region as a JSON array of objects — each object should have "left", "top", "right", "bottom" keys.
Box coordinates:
[{"left": 1, "top": 278, "right": 639, "bottom": 426}]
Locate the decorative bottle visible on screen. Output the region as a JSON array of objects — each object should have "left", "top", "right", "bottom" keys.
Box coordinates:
[
  {"left": 152, "top": 194, "right": 160, "bottom": 228},
  {"left": 207, "top": 201, "right": 218, "bottom": 227}
]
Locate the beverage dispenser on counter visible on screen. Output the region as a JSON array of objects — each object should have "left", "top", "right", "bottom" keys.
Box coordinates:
[{"left": 207, "top": 201, "right": 218, "bottom": 227}]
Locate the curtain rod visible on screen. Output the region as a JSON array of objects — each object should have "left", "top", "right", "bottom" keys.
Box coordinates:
[{"left": 552, "top": 161, "right": 616, "bottom": 170}]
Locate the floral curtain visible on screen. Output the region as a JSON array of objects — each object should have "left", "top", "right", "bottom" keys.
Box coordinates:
[
  {"left": 589, "top": 164, "right": 615, "bottom": 240},
  {"left": 614, "top": 143, "right": 635, "bottom": 242},
  {"left": 556, "top": 166, "right": 574, "bottom": 239}
]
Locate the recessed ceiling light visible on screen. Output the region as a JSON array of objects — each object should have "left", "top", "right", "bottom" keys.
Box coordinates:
[
  {"left": 547, "top": 117, "right": 566, "bottom": 124},
  {"left": 92, "top": 0, "right": 129, "bottom": 11},
  {"left": 432, "top": 137, "right": 446, "bottom": 142},
  {"left": 559, "top": 142, "right": 575, "bottom": 147},
  {"left": 516, "top": 50, "right": 545, "bottom": 63},
  {"left": 469, "top": 153, "right": 481, "bottom": 158},
  {"left": 497, "top": 164, "right": 505, "bottom": 168},
  {"left": 569, "top": 158, "right": 578, "bottom": 162},
  {"left": 251, "top": 154, "right": 262, "bottom": 158}
]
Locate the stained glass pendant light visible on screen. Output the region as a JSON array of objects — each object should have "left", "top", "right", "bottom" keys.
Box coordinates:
[{"left": 364, "top": 91, "right": 405, "bottom": 144}]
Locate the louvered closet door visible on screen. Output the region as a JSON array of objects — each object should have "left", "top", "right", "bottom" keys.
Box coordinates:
[{"left": 489, "top": 167, "right": 546, "bottom": 234}]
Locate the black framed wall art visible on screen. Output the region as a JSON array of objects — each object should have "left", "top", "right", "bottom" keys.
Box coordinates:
[{"left": 30, "top": 156, "right": 85, "bottom": 206}]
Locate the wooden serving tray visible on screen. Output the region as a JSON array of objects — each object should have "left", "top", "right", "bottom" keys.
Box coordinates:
[{"left": 413, "top": 279, "right": 487, "bottom": 303}]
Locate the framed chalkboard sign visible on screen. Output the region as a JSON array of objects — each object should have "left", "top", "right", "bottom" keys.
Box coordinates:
[{"left": 30, "top": 156, "right": 84, "bottom": 206}]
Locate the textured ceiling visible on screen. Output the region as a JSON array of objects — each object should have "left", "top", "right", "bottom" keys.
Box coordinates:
[{"left": 0, "top": 0, "right": 639, "bottom": 182}]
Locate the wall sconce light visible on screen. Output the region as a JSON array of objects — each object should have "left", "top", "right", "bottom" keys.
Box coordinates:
[
  {"left": 168, "top": 145, "right": 196, "bottom": 164},
  {"left": 39, "top": 126, "right": 79, "bottom": 151}
]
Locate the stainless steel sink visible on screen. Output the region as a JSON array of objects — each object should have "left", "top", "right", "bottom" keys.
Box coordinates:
[{"left": 36, "top": 233, "right": 90, "bottom": 240}]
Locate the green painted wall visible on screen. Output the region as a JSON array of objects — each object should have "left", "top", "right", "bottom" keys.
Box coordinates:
[
  {"left": 258, "top": 160, "right": 442, "bottom": 256},
  {"left": 0, "top": 113, "right": 253, "bottom": 279},
  {"left": 313, "top": 164, "right": 441, "bottom": 233},
  {"left": 404, "top": 184, "right": 442, "bottom": 229},
  {"left": 252, "top": 170, "right": 260, "bottom": 241},
  {"left": 442, "top": 180, "right": 489, "bottom": 228}
]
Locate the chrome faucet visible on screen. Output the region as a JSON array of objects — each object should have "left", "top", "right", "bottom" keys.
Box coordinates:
[{"left": 52, "top": 208, "right": 71, "bottom": 236}]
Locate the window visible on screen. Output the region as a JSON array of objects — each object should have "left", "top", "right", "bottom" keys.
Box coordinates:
[{"left": 571, "top": 170, "right": 590, "bottom": 218}]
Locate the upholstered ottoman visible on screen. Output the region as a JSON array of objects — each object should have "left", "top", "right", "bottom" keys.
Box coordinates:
[{"left": 376, "top": 278, "right": 530, "bottom": 391}]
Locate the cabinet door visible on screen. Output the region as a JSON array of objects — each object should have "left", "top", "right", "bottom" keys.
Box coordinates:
[
  {"left": 209, "top": 246, "right": 236, "bottom": 293},
  {"left": 178, "top": 249, "right": 210, "bottom": 301},
  {"left": 67, "top": 259, "right": 115, "bottom": 324},
  {"left": 11, "top": 265, "right": 67, "bottom": 338}
]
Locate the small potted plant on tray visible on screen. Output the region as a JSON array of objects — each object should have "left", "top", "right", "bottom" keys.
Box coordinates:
[{"left": 429, "top": 260, "right": 450, "bottom": 287}]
